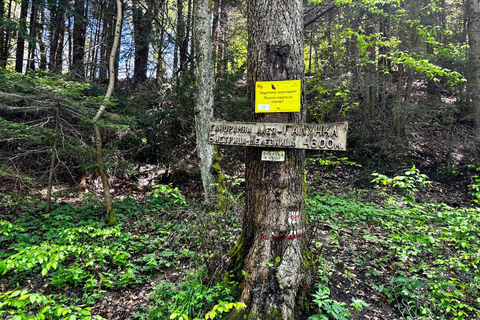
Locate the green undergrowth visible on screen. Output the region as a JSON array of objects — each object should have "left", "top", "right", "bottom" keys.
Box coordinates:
[
  {"left": 0, "top": 184, "right": 243, "bottom": 319},
  {"left": 307, "top": 193, "right": 480, "bottom": 319},
  {"left": 1, "top": 184, "right": 243, "bottom": 319}
]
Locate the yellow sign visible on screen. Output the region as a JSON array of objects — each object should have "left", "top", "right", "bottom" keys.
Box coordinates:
[{"left": 255, "top": 80, "right": 301, "bottom": 113}]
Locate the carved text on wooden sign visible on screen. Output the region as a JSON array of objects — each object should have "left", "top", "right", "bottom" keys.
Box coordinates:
[{"left": 209, "top": 121, "right": 348, "bottom": 151}]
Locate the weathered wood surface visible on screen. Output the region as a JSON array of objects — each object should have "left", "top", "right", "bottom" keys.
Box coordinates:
[{"left": 209, "top": 120, "right": 348, "bottom": 151}]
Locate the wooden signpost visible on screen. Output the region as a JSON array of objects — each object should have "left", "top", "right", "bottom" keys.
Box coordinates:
[
  {"left": 207, "top": 76, "right": 348, "bottom": 317},
  {"left": 209, "top": 120, "right": 348, "bottom": 152}
]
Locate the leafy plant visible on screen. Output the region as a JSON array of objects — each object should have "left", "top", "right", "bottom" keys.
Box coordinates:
[
  {"left": 148, "top": 269, "right": 235, "bottom": 320},
  {"left": 371, "top": 165, "right": 431, "bottom": 204},
  {"left": 307, "top": 193, "right": 480, "bottom": 319},
  {"left": 308, "top": 284, "right": 351, "bottom": 320},
  {"left": 151, "top": 184, "right": 187, "bottom": 208},
  {"left": 170, "top": 301, "right": 246, "bottom": 320},
  {"left": 467, "top": 165, "right": 480, "bottom": 204},
  {"left": 0, "top": 289, "right": 104, "bottom": 319}
]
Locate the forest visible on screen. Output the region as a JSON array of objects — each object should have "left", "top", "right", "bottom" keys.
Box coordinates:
[{"left": 0, "top": 0, "right": 480, "bottom": 319}]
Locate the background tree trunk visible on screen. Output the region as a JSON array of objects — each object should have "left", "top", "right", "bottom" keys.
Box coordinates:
[
  {"left": 132, "top": 0, "right": 153, "bottom": 82},
  {"left": 193, "top": 0, "right": 215, "bottom": 204},
  {"left": 238, "top": 0, "right": 312, "bottom": 318},
  {"left": 0, "top": 0, "right": 4, "bottom": 66},
  {"left": 14, "top": 0, "right": 29, "bottom": 73},
  {"left": 0, "top": 0, "right": 13, "bottom": 68},
  {"left": 467, "top": 0, "right": 480, "bottom": 130},
  {"left": 45, "top": 105, "right": 59, "bottom": 214},
  {"left": 72, "top": 0, "right": 87, "bottom": 78},
  {"left": 38, "top": 6, "right": 47, "bottom": 70},
  {"left": 26, "top": 0, "right": 38, "bottom": 71}
]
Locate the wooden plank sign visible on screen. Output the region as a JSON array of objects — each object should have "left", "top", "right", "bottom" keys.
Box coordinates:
[{"left": 209, "top": 121, "right": 348, "bottom": 151}]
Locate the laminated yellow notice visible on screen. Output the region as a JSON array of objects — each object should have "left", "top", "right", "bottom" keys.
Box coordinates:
[{"left": 255, "top": 80, "right": 301, "bottom": 113}]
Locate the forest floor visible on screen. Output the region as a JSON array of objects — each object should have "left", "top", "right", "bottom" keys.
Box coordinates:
[{"left": 1, "top": 153, "right": 479, "bottom": 319}]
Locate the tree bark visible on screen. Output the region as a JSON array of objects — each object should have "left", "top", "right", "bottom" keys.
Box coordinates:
[
  {"left": 0, "top": 0, "right": 4, "bottom": 66},
  {"left": 45, "top": 105, "right": 59, "bottom": 214},
  {"left": 15, "top": 0, "right": 29, "bottom": 73},
  {"left": 237, "top": 1, "right": 312, "bottom": 318},
  {"left": 132, "top": 0, "right": 153, "bottom": 82},
  {"left": 93, "top": 0, "right": 122, "bottom": 225},
  {"left": 467, "top": 0, "right": 480, "bottom": 130},
  {"left": 72, "top": 0, "right": 87, "bottom": 78},
  {"left": 26, "top": 0, "right": 38, "bottom": 71},
  {"left": 48, "top": 0, "right": 67, "bottom": 73},
  {"left": 0, "top": 0, "right": 13, "bottom": 68},
  {"left": 173, "top": 0, "right": 184, "bottom": 76},
  {"left": 38, "top": 6, "right": 47, "bottom": 70},
  {"left": 193, "top": 0, "right": 215, "bottom": 204}
]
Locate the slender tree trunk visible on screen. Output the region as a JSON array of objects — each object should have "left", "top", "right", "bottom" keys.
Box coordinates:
[
  {"left": 173, "top": 0, "right": 184, "bottom": 76},
  {"left": 364, "top": 23, "right": 377, "bottom": 122},
  {"left": 90, "top": 17, "right": 102, "bottom": 80},
  {"left": 92, "top": 0, "right": 122, "bottom": 225},
  {"left": 183, "top": 0, "right": 192, "bottom": 71},
  {"left": 54, "top": 0, "right": 66, "bottom": 72},
  {"left": 154, "top": 0, "right": 166, "bottom": 79},
  {"left": 15, "top": 0, "right": 29, "bottom": 73},
  {"left": 193, "top": 0, "right": 215, "bottom": 204},
  {"left": 0, "top": 0, "right": 13, "bottom": 68},
  {"left": 216, "top": 0, "right": 228, "bottom": 75},
  {"left": 235, "top": 1, "right": 312, "bottom": 318},
  {"left": 46, "top": 105, "right": 60, "bottom": 214},
  {"left": 48, "top": 0, "right": 59, "bottom": 71},
  {"left": 26, "top": 0, "right": 38, "bottom": 71},
  {"left": 0, "top": 0, "right": 4, "bottom": 66},
  {"left": 99, "top": 0, "right": 111, "bottom": 82},
  {"left": 38, "top": 6, "right": 47, "bottom": 70},
  {"left": 212, "top": 0, "right": 220, "bottom": 70},
  {"left": 467, "top": 0, "right": 480, "bottom": 130}
]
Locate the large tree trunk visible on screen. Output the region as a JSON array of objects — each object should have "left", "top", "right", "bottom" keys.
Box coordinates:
[
  {"left": 236, "top": 1, "right": 312, "bottom": 318},
  {"left": 467, "top": 0, "right": 480, "bottom": 130},
  {"left": 15, "top": 0, "right": 29, "bottom": 73},
  {"left": 193, "top": 0, "right": 215, "bottom": 204}
]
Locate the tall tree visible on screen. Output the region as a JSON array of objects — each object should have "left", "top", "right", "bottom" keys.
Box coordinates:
[
  {"left": 235, "top": 0, "right": 312, "bottom": 318},
  {"left": 467, "top": 0, "right": 480, "bottom": 130},
  {"left": 193, "top": 0, "right": 215, "bottom": 203},
  {"left": 15, "top": 0, "right": 29, "bottom": 73}
]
